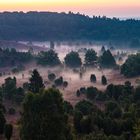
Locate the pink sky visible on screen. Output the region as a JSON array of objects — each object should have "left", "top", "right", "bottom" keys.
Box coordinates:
[{"left": 0, "top": 0, "right": 140, "bottom": 18}]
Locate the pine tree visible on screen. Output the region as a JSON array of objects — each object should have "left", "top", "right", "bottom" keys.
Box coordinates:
[
  {"left": 85, "top": 49, "right": 97, "bottom": 65},
  {"left": 29, "top": 69, "right": 44, "bottom": 93},
  {"left": 100, "top": 50, "right": 116, "bottom": 67}
]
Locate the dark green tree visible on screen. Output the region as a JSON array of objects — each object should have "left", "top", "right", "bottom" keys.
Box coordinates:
[
  {"left": 54, "top": 77, "right": 63, "bottom": 86},
  {"left": 13, "top": 87, "right": 25, "bottom": 104},
  {"left": 85, "top": 49, "right": 97, "bottom": 65},
  {"left": 20, "top": 88, "right": 73, "bottom": 140},
  {"left": 2, "top": 77, "right": 17, "bottom": 100},
  {"left": 29, "top": 69, "right": 44, "bottom": 93},
  {"left": 99, "top": 50, "right": 116, "bottom": 68},
  {"left": 86, "top": 86, "right": 98, "bottom": 100},
  {"left": 48, "top": 73, "right": 56, "bottom": 81},
  {"left": 64, "top": 51, "right": 82, "bottom": 68},
  {"left": 102, "top": 75, "right": 107, "bottom": 85},
  {"left": 0, "top": 48, "right": 32, "bottom": 67},
  {"left": 63, "top": 81, "right": 68, "bottom": 88},
  {"left": 90, "top": 74, "right": 97, "bottom": 83},
  {"left": 63, "top": 101, "right": 73, "bottom": 114},
  {"left": 75, "top": 100, "right": 93, "bottom": 115},
  {"left": 121, "top": 53, "right": 140, "bottom": 77},
  {"left": 37, "top": 50, "right": 61, "bottom": 66}
]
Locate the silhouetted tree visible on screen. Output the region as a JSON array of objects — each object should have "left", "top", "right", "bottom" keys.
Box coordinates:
[
  {"left": 37, "top": 50, "right": 61, "bottom": 66},
  {"left": 121, "top": 53, "right": 140, "bottom": 77},
  {"left": 100, "top": 50, "right": 116, "bottom": 68},
  {"left": 63, "top": 81, "right": 68, "bottom": 88},
  {"left": 20, "top": 88, "right": 73, "bottom": 140},
  {"left": 29, "top": 69, "right": 44, "bottom": 93},
  {"left": 85, "top": 49, "right": 97, "bottom": 65},
  {"left": 64, "top": 51, "right": 82, "bottom": 67},
  {"left": 2, "top": 77, "right": 17, "bottom": 100},
  {"left": 102, "top": 75, "right": 107, "bottom": 85},
  {"left": 86, "top": 86, "right": 98, "bottom": 100},
  {"left": 101, "top": 46, "right": 106, "bottom": 53},
  {"left": 48, "top": 73, "right": 56, "bottom": 81},
  {"left": 90, "top": 74, "right": 96, "bottom": 83},
  {"left": 54, "top": 77, "right": 63, "bottom": 86}
]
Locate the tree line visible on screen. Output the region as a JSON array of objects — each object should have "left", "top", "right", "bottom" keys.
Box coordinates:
[
  {"left": 0, "top": 12, "right": 140, "bottom": 41},
  {"left": 1, "top": 46, "right": 140, "bottom": 77}
]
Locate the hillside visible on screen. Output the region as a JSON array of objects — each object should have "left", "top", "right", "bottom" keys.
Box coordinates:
[{"left": 0, "top": 12, "right": 140, "bottom": 41}]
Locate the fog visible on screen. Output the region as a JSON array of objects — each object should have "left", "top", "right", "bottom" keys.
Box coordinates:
[{"left": 0, "top": 40, "right": 139, "bottom": 104}]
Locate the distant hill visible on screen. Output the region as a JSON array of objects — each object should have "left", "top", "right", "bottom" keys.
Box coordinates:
[{"left": 0, "top": 11, "right": 140, "bottom": 41}]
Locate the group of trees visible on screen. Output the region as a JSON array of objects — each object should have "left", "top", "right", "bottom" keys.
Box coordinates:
[
  {"left": 20, "top": 88, "right": 73, "bottom": 140},
  {"left": 37, "top": 50, "right": 61, "bottom": 66},
  {"left": 19, "top": 77, "right": 140, "bottom": 140},
  {"left": 0, "top": 48, "right": 32, "bottom": 68},
  {"left": 36, "top": 49, "right": 140, "bottom": 78},
  {"left": 48, "top": 73, "right": 68, "bottom": 88},
  {"left": 67, "top": 49, "right": 116, "bottom": 68},
  {"left": 121, "top": 53, "right": 140, "bottom": 77},
  {"left": 0, "top": 89, "right": 13, "bottom": 140},
  {"left": 90, "top": 74, "right": 107, "bottom": 85},
  {"left": 0, "top": 46, "right": 116, "bottom": 70},
  {"left": 37, "top": 48, "right": 116, "bottom": 68},
  {"left": 99, "top": 50, "right": 116, "bottom": 68},
  {"left": 77, "top": 81, "right": 135, "bottom": 101},
  {"left": 1, "top": 68, "right": 140, "bottom": 139},
  {"left": 74, "top": 81, "right": 140, "bottom": 139},
  {"left": 0, "top": 12, "right": 140, "bottom": 41},
  {"left": 2, "top": 77, "right": 25, "bottom": 104}
]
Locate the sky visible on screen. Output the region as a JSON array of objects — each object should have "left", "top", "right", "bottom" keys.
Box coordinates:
[{"left": 0, "top": 0, "right": 140, "bottom": 18}]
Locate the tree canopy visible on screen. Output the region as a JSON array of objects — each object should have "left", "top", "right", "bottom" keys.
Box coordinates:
[
  {"left": 64, "top": 51, "right": 82, "bottom": 67},
  {"left": 29, "top": 69, "right": 44, "bottom": 93},
  {"left": 37, "top": 50, "right": 61, "bottom": 66},
  {"left": 121, "top": 53, "right": 140, "bottom": 77},
  {"left": 0, "top": 12, "right": 140, "bottom": 41},
  {"left": 20, "top": 88, "right": 73, "bottom": 140},
  {"left": 0, "top": 48, "right": 32, "bottom": 67},
  {"left": 99, "top": 50, "right": 116, "bottom": 68},
  {"left": 85, "top": 49, "right": 98, "bottom": 65}
]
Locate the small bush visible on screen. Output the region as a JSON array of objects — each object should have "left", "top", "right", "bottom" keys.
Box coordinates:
[
  {"left": 63, "top": 81, "right": 68, "bottom": 88},
  {"left": 48, "top": 73, "right": 56, "bottom": 81},
  {"left": 102, "top": 75, "right": 107, "bottom": 85},
  {"left": 54, "top": 77, "right": 63, "bottom": 86},
  {"left": 90, "top": 74, "right": 96, "bottom": 83}
]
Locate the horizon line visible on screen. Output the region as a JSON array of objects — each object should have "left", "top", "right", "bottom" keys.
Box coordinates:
[{"left": 0, "top": 10, "right": 140, "bottom": 20}]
